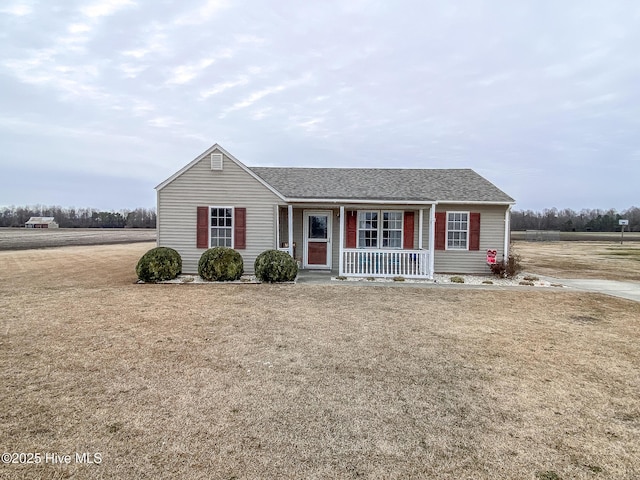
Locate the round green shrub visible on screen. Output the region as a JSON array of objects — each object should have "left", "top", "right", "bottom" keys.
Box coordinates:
[
  {"left": 198, "top": 247, "right": 244, "bottom": 281},
  {"left": 136, "top": 247, "right": 182, "bottom": 283},
  {"left": 254, "top": 249, "right": 298, "bottom": 283}
]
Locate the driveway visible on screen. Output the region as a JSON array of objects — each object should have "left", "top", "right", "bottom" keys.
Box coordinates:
[
  {"left": 297, "top": 271, "right": 640, "bottom": 303},
  {"left": 537, "top": 276, "right": 640, "bottom": 303}
]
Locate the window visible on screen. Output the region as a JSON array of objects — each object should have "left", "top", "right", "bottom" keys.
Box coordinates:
[
  {"left": 447, "top": 212, "right": 468, "bottom": 249},
  {"left": 358, "top": 211, "right": 378, "bottom": 247},
  {"left": 382, "top": 211, "right": 403, "bottom": 248},
  {"left": 358, "top": 210, "right": 403, "bottom": 249},
  {"left": 210, "top": 207, "right": 233, "bottom": 247}
]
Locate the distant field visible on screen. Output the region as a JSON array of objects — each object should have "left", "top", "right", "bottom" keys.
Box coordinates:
[
  {"left": 0, "top": 227, "right": 156, "bottom": 250},
  {"left": 512, "top": 231, "right": 640, "bottom": 242},
  {"left": 515, "top": 240, "right": 640, "bottom": 281}
]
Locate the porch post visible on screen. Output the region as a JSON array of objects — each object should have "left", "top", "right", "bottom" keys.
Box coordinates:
[
  {"left": 428, "top": 203, "right": 436, "bottom": 279},
  {"left": 503, "top": 205, "right": 512, "bottom": 261},
  {"left": 339, "top": 205, "right": 345, "bottom": 275},
  {"left": 418, "top": 208, "right": 424, "bottom": 250},
  {"left": 288, "top": 205, "right": 294, "bottom": 257},
  {"left": 275, "top": 205, "right": 280, "bottom": 249}
]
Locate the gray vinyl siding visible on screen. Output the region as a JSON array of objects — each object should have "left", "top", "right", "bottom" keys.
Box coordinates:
[
  {"left": 157, "top": 152, "right": 282, "bottom": 274},
  {"left": 434, "top": 204, "right": 508, "bottom": 274}
]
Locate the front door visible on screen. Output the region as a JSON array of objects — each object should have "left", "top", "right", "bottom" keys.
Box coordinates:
[{"left": 304, "top": 211, "right": 332, "bottom": 269}]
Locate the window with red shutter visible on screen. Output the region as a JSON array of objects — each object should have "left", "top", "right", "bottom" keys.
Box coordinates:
[
  {"left": 346, "top": 211, "right": 357, "bottom": 248},
  {"left": 196, "top": 206, "right": 209, "bottom": 248},
  {"left": 435, "top": 212, "right": 446, "bottom": 250},
  {"left": 234, "top": 208, "right": 246, "bottom": 249},
  {"left": 403, "top": 211, "right": 414, "bottom": 249},
  {"left": 469, "top": 212, "right": 480, "bottom": 251}
]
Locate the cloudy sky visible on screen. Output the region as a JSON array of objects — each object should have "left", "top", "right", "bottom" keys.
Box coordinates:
[{"left": 1, "top": 0, "right": 638, "bottom": 211}]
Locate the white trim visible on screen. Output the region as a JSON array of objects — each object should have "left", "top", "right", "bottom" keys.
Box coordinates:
[
  {"left": 504, "top": 205, "right": 512, "bottom": 261},
  {"left": 286, "top": 198, "right": 513, "bottom": 205},
  {"left": 339, "top": 206, "right": 345, "bottom": 275},
  {"left": 275, "top": 205, "right": 280, "bottom": 249},
  {"left": 437, "top": 200, "right": 515, "bottom": 205},
  {"left": 303, "top": 210, "right": 332, "bottom": 269},
  {"left": 208, "top": 206, "right": 234, "bottom": 248},
  {"left": 156, "top": 189, "right": 160, "bottom": 247},
  {"left": 418, "top": 209, "right": 424, "bottom": 250},
  {"left": 356, "top": 210, "right": 404, "bottom": 249},
  {"left": 341, "top": 248, "right": 430, "bottom": 278},
  {"left": 210, "top": 153, "right": 223, "bottom": 170},
  {"left": 288, "top": 205, "right": 294, "bottom": 258},
  {"left": 428, "top": 204, "right": 436, "bottom": 279},
  {"left": 155, "top": 144, "right": 287, "bottom": 201},
  {"left": 445, "top": 211, "right": 470, "bottom": 251},
  {"left": 286, "top": 198, "right": 439, "bottom": 205}
]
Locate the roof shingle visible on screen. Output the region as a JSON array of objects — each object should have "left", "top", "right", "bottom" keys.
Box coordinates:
[{"left": 249, "top": 167, "right": 514, "bottom": 203}]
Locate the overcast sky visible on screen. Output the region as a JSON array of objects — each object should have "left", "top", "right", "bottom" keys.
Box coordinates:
[{"left": 1, "top": 0, "right": 638, "bottom": 211}]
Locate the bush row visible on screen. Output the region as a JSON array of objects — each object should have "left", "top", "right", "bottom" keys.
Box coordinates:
[{"left": 136, "top": 247, "right": 298, "bottom": 283}]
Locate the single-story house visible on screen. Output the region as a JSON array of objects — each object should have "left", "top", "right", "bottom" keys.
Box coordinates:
[
  {"left": 156, "top": 144, "right": 515, "bottom": 279},
  {"left": 25, "top": 217, "right": 59, "bottom": 229}
]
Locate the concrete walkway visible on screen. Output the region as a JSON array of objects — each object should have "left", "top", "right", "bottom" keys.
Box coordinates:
[
  {"left": 538, "top": 276, "right": 640, "bottom": 303},
  {"left": 296, "top": 270, "right": 640, "bottom": 303}
]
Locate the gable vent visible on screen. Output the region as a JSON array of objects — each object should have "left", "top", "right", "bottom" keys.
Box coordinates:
[{"left": 211, "top": 153, "right": 223, "bottom": 170}]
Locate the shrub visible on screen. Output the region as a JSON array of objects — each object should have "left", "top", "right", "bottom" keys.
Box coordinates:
[
  {"left": 482, "top": 280, "right": 494, "bottom": 285},
  {"left": 450, "top": 276, "right": 465, "bottom": 283},
  {"left": 198, "top": 247, "right": 243, "bottom": 281},
  {"left": 254, "top": 250, "right": 298, "bottom": 283},
  {"left": 523, "top": 275, "right": 539, "bottom": 281},
  {"left": 136, "top": 247, "right": 182, "bottom": 283},
  {"left": 393, "top": 276, "right": 405, "bottom": 282},
  {"left": 490, "top": 253, "right": 522, "bottom": 278}
]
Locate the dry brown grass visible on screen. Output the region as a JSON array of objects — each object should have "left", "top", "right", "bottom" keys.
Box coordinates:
[
  {"left": 515, "top": 241, "right": 640, "bottom": 281},
  {"left": 1, "top": 243, "right": 639, "bottom": 479}
]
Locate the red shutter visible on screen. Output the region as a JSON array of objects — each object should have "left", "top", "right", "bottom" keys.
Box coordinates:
[
  {"left": 403, "top": 211, "right": 414, "bottom": 249},
  {"left": 234, "top": 208, "right": 246, "bottom": 249},
  {"left": 346, "top": 211, "right": 357, "bottom": 248},
  {"left": 196, "top": 206, "right": 209, "bottom": 248},
  {"left": 435, "top": 212, "right": 446, "bottom": 250},
  {"left": 469, "top": 212, "right": 480, "bottom": 251}
]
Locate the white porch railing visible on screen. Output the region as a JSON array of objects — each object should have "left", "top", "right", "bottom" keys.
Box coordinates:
[
  {"left": 277, "top": 247, "right": 293, "bottom": 256},
  {"left": 341, "top": 249, "right": 430, "bottom": 278}
]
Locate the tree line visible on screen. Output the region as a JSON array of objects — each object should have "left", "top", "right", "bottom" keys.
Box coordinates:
[
  {"left": 511, "top": 207, "right": 639, "bottom": 232},
  {"left": 3, "top": 204, "right": 637, "bottom": 232},
  {"left": 0, "top": 205, "right": 156, "bottom": 228}
]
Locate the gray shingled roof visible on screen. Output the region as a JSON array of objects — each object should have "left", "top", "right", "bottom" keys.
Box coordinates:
[{"left": 249, "top": 167, "right": 514, "bottom": 203}]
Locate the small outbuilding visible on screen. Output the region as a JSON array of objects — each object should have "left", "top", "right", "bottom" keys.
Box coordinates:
[{"left": 25, "top": 217, "right": 59, "bottom": 229}]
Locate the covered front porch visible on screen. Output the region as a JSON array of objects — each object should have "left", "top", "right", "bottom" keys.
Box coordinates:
[{"left": 276, "top": 204, "right": 436, "bottom": 279}]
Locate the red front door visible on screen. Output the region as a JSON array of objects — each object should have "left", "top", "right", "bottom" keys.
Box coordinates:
[{"left": 304, "top": 211, "right": 331, "bottom": 268}]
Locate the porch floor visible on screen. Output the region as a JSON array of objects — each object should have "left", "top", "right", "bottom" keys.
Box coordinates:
[{"left": 296, "top": 269, "right": 337, "bottom": 284}]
